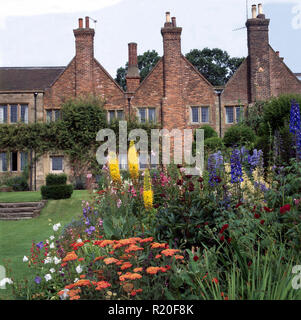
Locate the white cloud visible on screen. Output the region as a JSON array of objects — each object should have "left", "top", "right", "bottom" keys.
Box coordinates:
[{"left": 0, "top": 0, "right": 123, "bottom": 28}]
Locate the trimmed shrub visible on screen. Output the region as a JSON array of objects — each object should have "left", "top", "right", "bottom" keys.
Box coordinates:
[
  {"left": 204, "top": 137, "right": 224, "bottom": 152},
  {"left": 41, "top": 184, "right": 73, "bottom": 200},
  {"left": 223, "top": 124, "right": 256, "bottom": 147},
  {"left": 46, "top": 173, "right": 67, "bottom": 186},
  {"left": 194, "top": 125, "right": 218, "bottom": 141},
  {"left": 6, "top": 176, "right": 29, "bottom": 191}
]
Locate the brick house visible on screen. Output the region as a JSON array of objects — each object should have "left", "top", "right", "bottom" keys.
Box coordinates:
[{"left": 1, "top": 4, "right": 301, "bottom": 190}]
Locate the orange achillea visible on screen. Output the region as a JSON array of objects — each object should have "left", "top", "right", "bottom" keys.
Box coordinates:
[
  {"left": 65, "top": 283, "right": 76, "bottom": 290},
  {"left": 80, "top": 275, "right": 86, "bottom": 279},
  {"left": 150, "top": 242, "right": 168, "bottom": 249},
  {"left": 161, "top": 249, "right": 181, "bottom": 257},
  {"left": 174, "top": 255, "right": 184, "bottom": 260},
  {"left": 70, "top": 295, "right": 81, "bottom": 300},
  {"left": 62, "top": 251, "right": 78, "bottom": 262},
  {"left": 104, "top": 257, "right": 119, "bottom": 265},
  {"left": 99, "top": 240, "right": 115, "bottom": 247},
  {"left": 119, "top": 272, "right": 142, "bottom": 281},
  {"left": 120, "top": 262, "right": 133, "bottom": 270},
  {"left": 68, "top": 289, "right": 81, "bottom": 297},
  {"left": 95, "top": 281, "right": 111, "bottom": 290},
  {"left": 125, "top": 245, "right": 144, "bottom": 253},
  {"left": 146, "top": 267, "right": 162, "bottom": 275},
  {"left": 93, "top": 256, "right": 105, "bottom": 263},
  {"left": 73, "top": 279, "right": 95, "bottom": 287},
  {"left": 133, "top": 267, "right": 143, "bottom": 273},
  {"left": 155, "top": 254, "right": 162, "bottom": 259},
  {"left": 139, "top": 237, "right": 154, "bottom": 243}
]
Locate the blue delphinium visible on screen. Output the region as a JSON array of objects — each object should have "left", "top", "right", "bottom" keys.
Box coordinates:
[
  {"left": 289, "top": 101, "right": 301, "bottom": 159},
  {"left": 230, "top": 148, "right": 243, "bottom": 184},
  {"left": 208, "top": 151, "right": 223, "bottom": 187},
  {"left": 248, "top": 149, "right": 264, "bottom": 173}
]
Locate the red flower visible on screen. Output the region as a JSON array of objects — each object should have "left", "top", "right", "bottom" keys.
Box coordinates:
[
  {"left": 235, "top": 202, "right": 243, "bottom": 209},
  {"left": 212, "top": 278, "right": 218, "bottom": 284},
  {"left": 263, "top": 206, "right": 273, "bottom": 213},
  {"left": 280, "top": 204, "right": 291, "bottom": 214},
  {"left": 193, "top": 256, "right": 199, "bottom": 262},
  {"left": 252, "top": 206, "right": 256, "bottom": 212},
  {"left": 165, "top": 265, "right": 171, "bottom": 270},
  {"left": 254, "top": 213, "right": 260, "bottom": 219},
  {"left": 198, "top": 177, "right": 204, "bottom": 183},
  {"left": 220, "top": 235, "right": 225, "bottom": 242},
  {"left": 247, "top": 261, "right": 252, "bottom": 267},
  {"left": 227, "top": 237, "right": 232, "bottom": 244},
  {"left": 260, "top": 220, "right": 265, "bottom": 225},
  {"left": 204, "top": 222, "right": 209, "bottom": 226},
  {"left": 177, "top": 179, "right": 183, "bottom": 186},
  {"left": 219, "top": 224, "right": 229, "bottom": 234}
]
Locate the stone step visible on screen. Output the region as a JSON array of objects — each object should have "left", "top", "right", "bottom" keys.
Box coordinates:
[
  {"left": 0, "top": 202, "right": 42, "bottom": 208},
  {"left": 0, "top": 216, "right": 33, "bottom": 221},
  {"left": 0, "top": 207, "right": 39, "bottom": 213},
  {"left": 0, "top": 212, "right": 35, "bottom": 218}
]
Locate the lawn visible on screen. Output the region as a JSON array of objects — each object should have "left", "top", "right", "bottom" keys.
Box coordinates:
[
  {"left": 0, "top": 190, "right": 91, "bottom": 299},
  {"left": 0, "top": 191, "right": 42, "bottom": 203}
]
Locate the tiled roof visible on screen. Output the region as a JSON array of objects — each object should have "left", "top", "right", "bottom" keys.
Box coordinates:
[{"left": 0, "top": 67, "right": 65, "bottom": 91}]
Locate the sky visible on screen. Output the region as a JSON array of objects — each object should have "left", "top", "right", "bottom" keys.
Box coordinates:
[{"left": 0, "top": 0, "right": 300, "bottom": 78}]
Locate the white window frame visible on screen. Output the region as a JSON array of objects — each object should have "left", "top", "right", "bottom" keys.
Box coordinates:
[
  {"left": 50, "top": 156, "right": 64, "bottom": 172},
  {"left": 190, "top": 106, "right": 210, "bottom": 124},
  {"left": 137, "top": 107, "right": 156, "bottom": 124},
  {"left": 107, "top": 110, "right": 124, "bottom": 123},
  {"left": 225, "top": 106, "right": 244, "bottom": 124}
]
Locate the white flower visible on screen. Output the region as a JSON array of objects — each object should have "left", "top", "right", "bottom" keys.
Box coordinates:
[
  {"left": 53, "top": 223, "right": 61, "bottom": 232},
  {"left": 44, "top": 257, "right": 53, "bottom": 264},
  {"left": 76, "top": 238, "right": 82, "bottom": 243},
  {"left": 50, "top": 242, "right": 55, "bottom": 249},
  {"left": 54, "top": 257, "right": 61, "bottom": 265},
  {"left": 49, "top": 268, "right": 55, "bottom": 273},
  {"left": 23, "top": 256, "right": 29, "bottom": 262},
  {"left": 0, "top": 278, "right": 13, "bottom": 286},
  {"left": 74, "top": 278, "right": 79, "bottom": 283},
  {"left": 49, "top": 236, "right": 55, "bottom": 240},
  {"left": 76, "top": 265, "right": 83, "bottom": 274},
  {"left": 44, "top": 274, "right": 52, "bottom": 282},
  {"left": 45, "top": 240, "right": 49, "bottom": 244}
]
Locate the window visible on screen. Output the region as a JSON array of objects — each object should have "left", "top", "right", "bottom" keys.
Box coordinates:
[
  {"left": 191, "top": 106, "right": 210, "bottom": 124},
  {"left": 0, "top": 153, "right": 7, "bottom": 172},
  {"left": 107, "top": 110, "right": 124, "bottom": 123},
  {"left": 11, "top": 152, "right": 18, "bottom": 172},
  {"left": 51, "top": 156, "right": 63, "bottom": 171},
  {"left": 10, "top": 105, "right": 18, "bottom": 123},
  {"left": 46, "top": 109, "right": 60, "bottom": 122},
  {"left": 236, "top": 107, "right": 243, "bottom": 123},
  {"left": 0, "top": 106, "right": 7, "bottom": 124},
  {"left": 225, "top": 106, "right": 244, "bottom": 124},
  {"left": 20, "top": 105, "right": 28, "bottom": 124},
  {"left": 138, "top": 108, "right": 156, "bottom": 123},
  {"left": 20, "top": 152, "right": 28, "bottom": 171},
  {"left": 225, "top": 107, "right": 234, "bottom": 124}
]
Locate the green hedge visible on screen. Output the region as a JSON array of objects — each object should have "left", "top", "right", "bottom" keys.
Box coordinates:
[
  {"left": 41, "top": 184, "right": 73, "bottom": 200},
  {"left": 46, "top": 173, "right": 67, "bottom": 186},
  {"left": 223, "top": 124, "right": 256, "bottom": 147}
]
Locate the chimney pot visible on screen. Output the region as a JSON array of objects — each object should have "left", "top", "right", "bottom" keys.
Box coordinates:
[
  {"left": 85, "top": 16, "right": 90, "bottom": 29},
  {"left": 166, "top": 12, "right": 171, "bottom": 23},
  {"left": 276, "top": 51, "right": 280, "bottom": 57},
  {"left": 79, "top": 18, "right": 83, "bottom": 28},
  {"left": 172, "top": 17, "right": 176, "bottom": 27},
  {"left": 258, "top": 3, "right": 263, "bottom": 15},
  {"left": 252, "top": 5, "right": 257, "bottom": 19}
]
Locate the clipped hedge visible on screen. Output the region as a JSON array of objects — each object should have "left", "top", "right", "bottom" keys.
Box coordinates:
[
  {"left": 223, "top": 124, "right": 256, "bottom": 147},
  {"left": 46, "top": 173, "right": 67, "bottom": 186},
  {"left": 204, "top": 137, "right": 224, "bottom": 152},
  {"left": 41, "top": 184, "right": 73, "bottom": 200}
]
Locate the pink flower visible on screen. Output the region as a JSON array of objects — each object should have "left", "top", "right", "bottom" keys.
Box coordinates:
[
  {"left": 294, "top": 199, "right": 301, "bottom": 207},
  {"left": 117, "top": 199, "right": 122, "bottom": 208},
  {"left": 86, "top": 173, "right": 92, "bottom": 179}
]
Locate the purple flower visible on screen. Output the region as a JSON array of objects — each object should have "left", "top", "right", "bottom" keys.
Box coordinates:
[
  {"left": 36, "top": 241, "right": 43, "bottom": 249},
  {"left": 34, "top": 276, "right": 41, "bottom": 284},
  {"left": 85, "top": 226, "right": 95, "bottom": 236},
  {"left": 208, "top": 151, "right": 223, "bottom": 187},
  {"left": 230, "top": 149, "right": 243, "bottom": 184}
]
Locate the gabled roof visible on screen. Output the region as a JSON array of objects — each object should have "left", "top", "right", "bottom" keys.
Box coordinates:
[{"left": 0, "top": 67, "right": 65, "bottom": 92}]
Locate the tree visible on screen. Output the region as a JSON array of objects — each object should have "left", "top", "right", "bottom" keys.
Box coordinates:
[
  {"left": 115, "top": 50, "right": 161, "bottom": 91},
  {"left": 185, "top": 48, "right": 244, "bottom": 86}
]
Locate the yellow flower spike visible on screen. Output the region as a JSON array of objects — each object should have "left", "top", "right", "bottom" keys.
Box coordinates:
[
  {"left": 108, "top": 152, "right": 121, "bottom": 184},
  {"left": 143, "top": 169, "right": 153, "bottom": 210},
  {"left": 128, "top": 141, "right": 139, "bottom": 181}
]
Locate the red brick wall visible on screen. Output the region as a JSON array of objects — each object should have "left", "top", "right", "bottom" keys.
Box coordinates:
[{"left": 269, "top": 47, "right": 301, "bottom": 96}]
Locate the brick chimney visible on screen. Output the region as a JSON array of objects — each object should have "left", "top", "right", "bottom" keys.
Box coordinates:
[
  {"left": 126, "top": 43, "right": 140, "bottom": 93},
  {"left": 246, "top": 4, "right": 271, "bottom": 103},
  {"left": 73, "top": 17, "right": 95, "bottom": 95}
]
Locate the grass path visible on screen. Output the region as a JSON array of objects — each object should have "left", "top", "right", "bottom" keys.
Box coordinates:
[
  {"left": 0, "top": 191, "right": 42, "bottom": 203},
  {"left": 0, "top": 190, "right": 91, "bottom": 299}
]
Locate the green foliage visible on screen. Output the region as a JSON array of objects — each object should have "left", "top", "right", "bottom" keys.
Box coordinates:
[
  {"left": 46, "top": 173, "right": 67, "bottom": 186},
  {"left": 41, "top": 184, "right": 73, "bottom": 200},
  {"left": 185, "top": 48, "right": 244, "bottom": 86},
  {"left": 204, "top": 137, "right": 224, "bottom": 152},
  {"left": 223, "top": 124, "right": 256, "bottom": 147}
]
